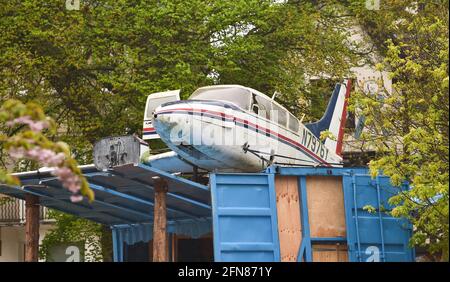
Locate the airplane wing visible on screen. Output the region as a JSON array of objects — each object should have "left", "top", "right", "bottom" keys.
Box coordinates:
[{"left": 142, "top": 151, "right": 196, "bottom": 173}]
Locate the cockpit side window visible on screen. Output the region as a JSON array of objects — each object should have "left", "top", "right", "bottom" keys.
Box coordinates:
[
  {"left": 254, "top": 94, "right": 272, "bottom": 119},
  {"left": 251, "top": 94, "right": 259, "bottom": 114},
  {"left": 252, "top": 103, "right": 260, "bottom": 114},
  {"left": 189, "top": 87, "right": 251, "bottom": 110},
  {"left": 288, "top": 113, "right": 299, "bottom": 132},
  {"left": 271, "top": 102, "right": 287, "bottom": 127}
]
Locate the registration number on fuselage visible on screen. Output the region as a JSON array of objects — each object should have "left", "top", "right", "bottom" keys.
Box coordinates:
[{"left": 300, "top": 128, "right": 329, "bottom": 160}]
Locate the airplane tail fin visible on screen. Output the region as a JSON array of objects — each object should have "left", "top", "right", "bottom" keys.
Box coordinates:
[{"left": 305, "top": 79, "right": 352, "bottom": 157}]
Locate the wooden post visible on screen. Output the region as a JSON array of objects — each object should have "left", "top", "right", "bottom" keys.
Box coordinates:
[
  {"left": 25, "top": 194, "right": 40, "bottom": 262},
  {"left": 152, "top": 177, "right": 168, "bottom": 262},
  {"left": 192, "top": 166, "right": 199, "bottom": 182},
  {"left": 172, "top": 234, "right": 177, "bottom": 262}
]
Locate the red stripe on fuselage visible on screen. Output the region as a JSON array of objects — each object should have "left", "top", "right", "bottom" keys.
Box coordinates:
[
  {"left": 155, "top": 107, "right": 331, "bottom": 166},
  {"left": 234, "top": 117, "right": 329, "bottom": 165}
]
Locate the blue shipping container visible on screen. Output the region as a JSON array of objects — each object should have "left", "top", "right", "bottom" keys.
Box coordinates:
[{"left": 210, "top": 167, "right": 415, "bottom": 262}]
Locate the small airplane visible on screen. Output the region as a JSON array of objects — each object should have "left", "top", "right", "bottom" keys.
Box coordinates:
[{"left": 141, "top": 80, "right": 351, "bottom": 173}]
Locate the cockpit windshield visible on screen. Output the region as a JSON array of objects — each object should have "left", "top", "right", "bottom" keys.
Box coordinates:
[{"left": 189, "top": 87, "right": 251, "bottom": 110}]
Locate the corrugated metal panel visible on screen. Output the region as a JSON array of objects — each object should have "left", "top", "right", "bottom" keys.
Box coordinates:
[
  {"left": 343, "top": 172, "right": 414, "bottom": 262},
  {"left": 210, "top": 173, "right": 280, "bottom": 262}
]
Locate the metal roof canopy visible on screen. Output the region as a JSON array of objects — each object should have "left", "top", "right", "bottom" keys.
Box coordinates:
[{"left": 0, "top": 163, "right": 211, "bottom": 226}]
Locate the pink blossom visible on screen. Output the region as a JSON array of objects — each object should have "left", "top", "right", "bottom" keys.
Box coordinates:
[
  {"left": 26, "top": 147, "right": 41, "bottom": 159},
  {"left": 70, "top": 195, "right": 83, "bottom": 202},
  {"left": 52, "top": 166, "right": 72, "bottom": 179},
  {"left": 52, "top": 166, "right": 82, "bottom": 195},
  {"left": 6, "top": 115, "right": 49, "bottom": 132},
  {"left": 11, "top": 146, "right": 66, "bottom": 167},
  {"left": 36, "top": 149, "right": 63, "bottom": 166},
  {"left": 51, "top": 153, "right": 66, "bottom": 166},
  {"left": 6, "top": 116, "right": 33, "bottom": 126},
  {"left": 29, "top": 121, "right": 48, "bottom": 132},
  {"left": 8, "top": 145, "right": 83, "bottom": 203},
  {"left": 8, "top": 147, "right": 26, "bottom": 159}
]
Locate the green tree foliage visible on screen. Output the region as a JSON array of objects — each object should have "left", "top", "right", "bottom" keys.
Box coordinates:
[
  {"left": 349, "top": 0, "right": 449, "bottom": 261},
  {"left": 39, "top": 210, "right": 104, "bottom": 262},
  {"left": 0, "top": 1, "right": 357, "bottom": 150},
  {"left": 0, "top": 0, "right": 356, "bottom": 261}
]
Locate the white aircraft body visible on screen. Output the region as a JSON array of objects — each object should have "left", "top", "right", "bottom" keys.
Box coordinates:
[{"left": 141, "top": 80, "right": 351, "bottom": 173}]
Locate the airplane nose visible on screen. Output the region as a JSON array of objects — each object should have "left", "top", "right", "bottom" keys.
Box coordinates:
[
  {"left": 153, "top": 104, "right": 166, "bottom": 120},
  {"left": 152, "top": 107, "right": 166, "bottom": 126},
  {"left": 152, "top": 110, "right": 170, "bottom": 131},
  {"left": 152, "top": 110, "right": 170, "bottom": 139},
  {"left": 153, "top": 103, "right": 184, "bottom": 133},
  {"left": 153, "top": 102, "right": 193, "bottom": 144}
]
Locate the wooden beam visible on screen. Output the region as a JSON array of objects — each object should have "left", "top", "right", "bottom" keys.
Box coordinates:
[
  {"left": 152, "top": 178, "right": 168, "bottom": 262},
  {"left": 25, "top": 194, "right": 40, "bottom": 262}
]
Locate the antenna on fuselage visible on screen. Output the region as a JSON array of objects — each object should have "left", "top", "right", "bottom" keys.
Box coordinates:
[
  {"left": 271, "top": 91, "right": 279, "bottom": 100},
  {"left": 300, "top": 114, "right": 306, "bottom": 123}
]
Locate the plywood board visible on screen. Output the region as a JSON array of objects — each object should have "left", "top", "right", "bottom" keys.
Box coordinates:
[
  {"left": 306, "top": 176, "right": 346, "bottom": 238},
  {"left": 312, "top": 243, "right": 348, "bottom": 262},
  {"left": 275, "top": 176, "right": 302, "bottom": 262}
]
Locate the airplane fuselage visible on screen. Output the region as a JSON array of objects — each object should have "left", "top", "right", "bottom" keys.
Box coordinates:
[{"left": 150, "top": 99, "right": 343, "bottom": 172}]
